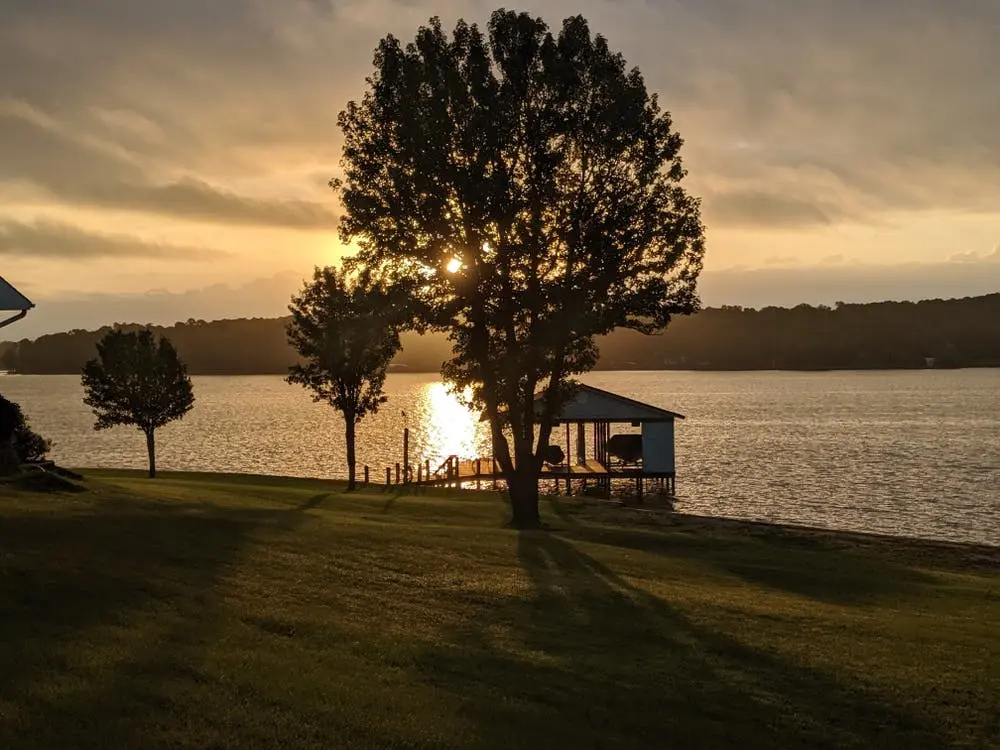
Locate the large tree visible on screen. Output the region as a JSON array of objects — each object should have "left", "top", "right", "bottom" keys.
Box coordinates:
[
  {"left": 287, "top": 266, "right": 406, "bottom": 491},
  {"left": 82, "top": 329, "right": 194, "bottom": 478},
  {"left": 337, "top": 11, "right": 705, "bottom": 526}
]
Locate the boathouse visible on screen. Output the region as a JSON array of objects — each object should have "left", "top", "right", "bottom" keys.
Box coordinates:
[
  {"left": 427, "top": 383, "right": 685, "bottom": 495},
  {"left": 534, "top": 383, "right": 684, "bottom": 496},
  {"left": 394, "top": 384, "right": 685, "bottom": 497},
  {"left": 0, "top": 275, "right": 33, "bottom": 330}
]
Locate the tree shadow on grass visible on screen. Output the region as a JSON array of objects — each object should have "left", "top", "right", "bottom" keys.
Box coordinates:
[
  {"left": 544, "top": 497, "right": 935, "bottom": 606},
  {"left": 414, "top": 530, "right": 947, "bottom": 750},
  {"left": 0, "top": 498, "right": 317, "bottom": 749}
]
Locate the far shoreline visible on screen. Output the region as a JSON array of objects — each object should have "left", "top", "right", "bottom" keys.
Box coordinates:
[{"left": 4, "top": 365, "right": 1000, "bottom": 377}]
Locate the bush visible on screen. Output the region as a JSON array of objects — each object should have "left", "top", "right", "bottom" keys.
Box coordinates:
[{"left": 0, "top": 394, "right": 52, "bottom": 465}]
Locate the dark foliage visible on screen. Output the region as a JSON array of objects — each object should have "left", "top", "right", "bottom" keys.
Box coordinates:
[
  {"left": 81, "top": 329, "right": 194, "bottom": 478},
  {"left": 3, "top": 294, "right": 1000, "bottom": 375},
  {"left": 336, "top": 10, "right": 705, "bottom": 525},
  {"left": 286, "top": 266, "right": 407, "bottom": 490},
  {"left": 2, "top": 319, "right": 451, "bottom": 375},
  {"left": 0, "top": 394, "right": 51, "bottom": 474}
]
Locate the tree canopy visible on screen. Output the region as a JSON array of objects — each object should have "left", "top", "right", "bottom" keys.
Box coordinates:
[
  {"left": 286, "top": 266, "right": 407, "bottom": 490},
  {"left": 81, "top": 329, "right": 194, "bottom": 478},
  {"left": 336, "top": 10, "right": 705, "bottom": 524}
]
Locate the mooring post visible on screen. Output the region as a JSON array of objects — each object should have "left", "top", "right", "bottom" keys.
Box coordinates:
[
  {"left": 402, "top": 428, "right": 409, "bottom": 481},
  {"left": 364, "top": 465, "right": 369, "bottom": 485},
  {"left": 417, "top": 465, "right": 423, "bottom": 484},
  {"left": 395, "top": 462, "right": 400, "bottom": 484},
  {"left": 385, "top": 467, "right": 391, "bottom": 487}
]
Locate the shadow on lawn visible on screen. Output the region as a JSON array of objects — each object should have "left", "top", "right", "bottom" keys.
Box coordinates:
[
  {"left": 0, "top": 497, "right": 317, "bottom": 748},
  {"left": 416, "top": 529, "right": 947, "bottom": 749},
  {"left": 544, "top": 497, "right": 934, "bottom": 606}
]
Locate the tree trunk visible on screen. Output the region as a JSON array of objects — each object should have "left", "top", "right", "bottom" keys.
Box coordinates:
[
  {"left": 508, "top": 468, "right": 541, "bottom": 528},
  {"left": 507, "top": 436, "right": 541, "bottom": 528},
  {"left": 345, "top": 417, "right": 357, "bottom": 492},
  {"left": 145, "top": 429, "right": 156, "bottom": 478}
]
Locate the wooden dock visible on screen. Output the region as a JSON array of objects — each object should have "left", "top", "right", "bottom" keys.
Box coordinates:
[
  {"left": 418, "top": 456, "right": 610, "bottom": 487},
  {"left": 361, "top": 454, "right": 673, "bottom": 499}
]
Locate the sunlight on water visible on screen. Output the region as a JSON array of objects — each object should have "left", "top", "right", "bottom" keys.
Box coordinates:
[{"left": 422, "top": 381, "right": 484, "bottom": 463}]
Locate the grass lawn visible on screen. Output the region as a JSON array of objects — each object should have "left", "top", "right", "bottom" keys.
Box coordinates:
[{"left": 1, "top": 470, "right": 998, "bottom": 749}]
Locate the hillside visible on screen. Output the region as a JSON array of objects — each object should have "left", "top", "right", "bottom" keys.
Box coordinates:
[
  {"left": 2, "top": 293, "right": 999, "bottom": 374},
  {"left": 1, "top": 470, "right": 997, "bottom": 748}
]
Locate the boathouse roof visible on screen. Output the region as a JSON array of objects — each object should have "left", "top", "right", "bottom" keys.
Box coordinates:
[
  {"left": 0, "top": 275, "right": 33, "bottom": 311},
  {"left": 534, "top": 383, "right": 685, "bottom": 424}
]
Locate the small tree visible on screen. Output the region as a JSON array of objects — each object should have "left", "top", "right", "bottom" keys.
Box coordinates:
[
  {"left": 81, "top": 329, "right": 194, "bottom": 478},
  {"left": 337, "top": 11, "right": 705, "bottom": 526},
  {"left": 287, "top": 266, "right": 405, "bottom": 491}
]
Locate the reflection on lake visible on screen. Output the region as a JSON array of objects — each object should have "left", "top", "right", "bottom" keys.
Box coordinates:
[
  {"left": 423, "top": 381, "right": 486, "bottom": 463},
  {"left": 2, "top": 370, "right": 998, "bottom": 546}
]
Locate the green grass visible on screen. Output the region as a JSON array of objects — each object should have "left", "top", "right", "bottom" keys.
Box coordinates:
[{"left": 1, "top": 470, "right": 998, "bottom": 749}]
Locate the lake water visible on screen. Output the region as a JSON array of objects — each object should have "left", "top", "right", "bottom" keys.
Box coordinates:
[{"left": 2, "top": 370, "right": 998, "bottom": 546}]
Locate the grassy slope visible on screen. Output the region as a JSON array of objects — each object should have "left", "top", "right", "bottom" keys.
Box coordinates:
[{"left": 0, "top": 470, "right": 997, "bottom": 749}]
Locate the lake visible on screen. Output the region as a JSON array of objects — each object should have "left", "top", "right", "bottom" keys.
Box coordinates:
[{"left": 2, "top": 370, "right": 998, "bottom": 546}]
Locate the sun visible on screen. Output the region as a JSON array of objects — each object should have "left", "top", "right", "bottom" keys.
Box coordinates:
[{"left": 445, "top": 257, "right": 463, "bottom": 274}]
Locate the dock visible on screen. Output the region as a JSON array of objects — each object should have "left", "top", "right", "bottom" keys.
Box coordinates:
[
  {"left": 361, "top": 384, "right": 683, "bottom": 498},
  {"left": 362, "top": 453, "right": 674, "bottom": 498}
]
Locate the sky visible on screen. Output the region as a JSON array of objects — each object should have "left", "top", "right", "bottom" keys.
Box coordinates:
[{"left": 2, "top": 0, "right": 999, "bottom": 338}]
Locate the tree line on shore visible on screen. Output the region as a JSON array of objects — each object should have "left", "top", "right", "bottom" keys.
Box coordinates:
[{"left": 3, "top": 293, "right": 998, "bottom": 375}]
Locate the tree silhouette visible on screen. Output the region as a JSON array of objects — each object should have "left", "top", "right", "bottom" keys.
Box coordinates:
[
  {"left": 336, "top": 10, "right": 705, "bottom": 525},
  {"left": 0, "top": 394, "right": 21, "bottom": 474},
  {"left": 286, "top": 266, "right": 406, "bottom": 491},
  {"left": 81, "top": 329, "right": 194, "bottom": 478}
]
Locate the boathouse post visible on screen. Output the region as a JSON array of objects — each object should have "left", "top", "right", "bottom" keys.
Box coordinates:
[{"left": 402, "top": 428, "right": 409, "bottom": 482}]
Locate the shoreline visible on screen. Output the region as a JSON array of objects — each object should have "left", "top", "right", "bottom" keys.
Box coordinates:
[
  {"left": 5, "top": 365, "right": 1000, "bottom": 376},
  {"left": 39, "top": 467, "right": 1000, "bottom": 556}
]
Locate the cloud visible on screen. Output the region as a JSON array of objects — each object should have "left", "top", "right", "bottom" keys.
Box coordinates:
[
  {"left": 703, "top": 189, "right": 845, "bottom": 228},
  {"left": 5, "top": 272, "right": 304, "bottom": 339},
  {"left": 0, "top": 218, "right": 225, "bottom": 260},
  {"left": 0, "top": 102, "right": 338, "bottom": 229},
  {"left": 1, "top": 0, "right": 999, "bottom": 296},
  {"left": 54, "top": 178, "right": 340, "bottom": 230},
  {"left": 700, "top": 257, "right": 1000, "bottom": 309},
  {"left": 950, "top": 245, "right": 1000, "bottom": 263}
]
